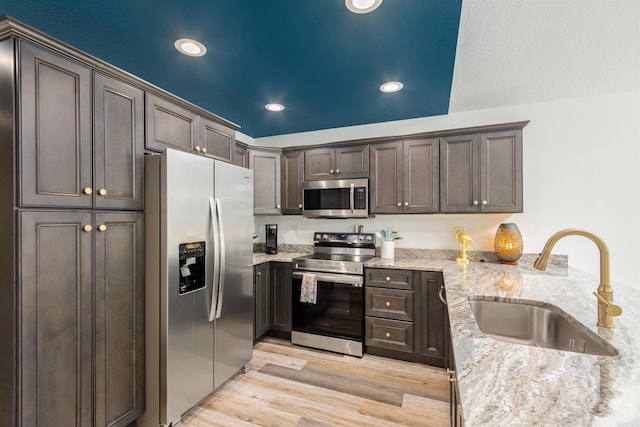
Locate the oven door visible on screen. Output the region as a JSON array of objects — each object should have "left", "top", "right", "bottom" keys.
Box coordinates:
[{"left": 292, "top": 271, "right": 364, "bottom": 343}]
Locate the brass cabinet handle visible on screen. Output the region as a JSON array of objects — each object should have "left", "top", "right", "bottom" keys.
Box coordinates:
[
  {"left": 195, "top": 145, "right": 201, "bottom": 152},
  {"left": 385, "top": 332, "right": 391, "bottom": 338},
  {"left": 385, "top": 276, "right": 391, "bottom": 282},
  {"left": 83, "top": 225, "right": 92, "bottom": 232},
  {"left": 396, "top": 202, "right": 401, "bottom": 207},
  {"left": 447, "top": 368, "right": 456, "bottom": 376},
  {"left": 202, "top": 147, "right": 207, "bottom": 154},
  {"left": 83, "top": 187, "right": 93, "bottom": 195},
  {"left": 98, "top": 188, "right": 107, "bottom": 196},
  {"left": 404, "top": 202, "right": 409, "bottom": 207},
  {"left": 482, "top": 200, "right": 488, "bottom": 205},
  {"left": 473, "top": 200, "right": 479, "bottom": 205},
  {"left": 385, "top": 301, "right": 391, "bottom": 307},
  {"left": 98, "top": 224, "right": 107, "bottom": 232},
  {"left": 336, "top": 169, "right": 341, "bottom": 174}
]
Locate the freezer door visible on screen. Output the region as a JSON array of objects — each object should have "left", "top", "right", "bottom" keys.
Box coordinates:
[
  {"left": 213, "top": 161, "right": 254, "bottom": 389},
  {"left": 163, "top": 149, "right": 215, "bottom": 424}
]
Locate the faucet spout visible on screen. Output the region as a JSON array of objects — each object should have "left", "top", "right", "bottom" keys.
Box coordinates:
[{"left": 533, "top": 228, "right": 621, "bottom": 328}]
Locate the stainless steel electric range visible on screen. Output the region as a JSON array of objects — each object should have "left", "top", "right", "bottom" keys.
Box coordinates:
[{"left": 291, "top": 232, "right": 375, "bottom": 357}]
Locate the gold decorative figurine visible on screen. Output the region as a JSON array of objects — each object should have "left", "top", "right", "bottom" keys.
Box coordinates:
[{"left": 454, "top": 226, "right": 473, "bottom": 264}]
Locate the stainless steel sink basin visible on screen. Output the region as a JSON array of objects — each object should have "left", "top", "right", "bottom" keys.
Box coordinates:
[{"left": 468, "top": 297, "right": 618, "bottom": 356}]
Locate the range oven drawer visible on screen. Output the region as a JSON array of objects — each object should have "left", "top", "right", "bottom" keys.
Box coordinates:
[
  {"left": 365, "top": 317, "right": 414, "bottom": 353},
  {"left": 365, "top": 288, "right": 414, "bottom": 321}
]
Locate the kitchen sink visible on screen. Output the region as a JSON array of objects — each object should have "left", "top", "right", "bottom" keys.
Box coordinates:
[{"left": 468, "top": 297, "right": 618, "bottom": 356}]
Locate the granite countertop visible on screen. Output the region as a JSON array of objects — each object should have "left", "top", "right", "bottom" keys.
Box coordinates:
[
  {"left": 365, "top": 257, "right": 640, "bottom": 426},
  {"left": 252, "top": 252, "right": 310, "bottom": 265}
]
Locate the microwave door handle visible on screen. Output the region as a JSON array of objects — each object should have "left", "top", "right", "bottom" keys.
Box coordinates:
[{"left": 349, "top": 183, "right": 355, "bottom": 214}]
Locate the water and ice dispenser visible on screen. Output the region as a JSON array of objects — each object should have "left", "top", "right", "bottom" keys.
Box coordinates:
[{"left": 178, "top": 242, "right": 206, "bottom": 294}]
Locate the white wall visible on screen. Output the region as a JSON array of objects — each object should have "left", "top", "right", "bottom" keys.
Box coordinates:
[{"left": 253, "top": 89, "right": 640, "bottom": 288}]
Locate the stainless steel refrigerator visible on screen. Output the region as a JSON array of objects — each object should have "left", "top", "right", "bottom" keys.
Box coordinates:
[{"left": 140, "top": 148, "right": 254, "bottom": 427}]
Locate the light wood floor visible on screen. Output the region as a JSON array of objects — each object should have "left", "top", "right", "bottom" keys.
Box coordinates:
[{"left": 180, "top": 337, "right": 450, "bottom": 427}]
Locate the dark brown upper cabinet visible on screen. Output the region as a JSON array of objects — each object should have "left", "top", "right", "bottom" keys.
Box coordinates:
[
  {"left": 304, "top": 144, "right": 369, "bottom": 180},
  {"left": 234, "top": 142, "right": 249, "bottom": 168},
  {"left": 440, "top": 128, "right": 523, "bottom": 213},
  {"left": 281, "top": 148, "right": 304, "bottom": 215},
  {"left": 145, "top": 93, "right": 236, "bottom": 162},
  {"left": 94, "top": 72, "right": 144, "bottom": 210},
  {"left": 370, "top": 138, "right": 439, "bottom": 214},
  {"left": 249, "top": 148, "right": 281, "bottom": 215},
  {"left": 19, "top": 40, "right": 93, "bottom": 208}
]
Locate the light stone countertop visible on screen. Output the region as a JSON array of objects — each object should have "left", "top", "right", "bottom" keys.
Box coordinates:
[
  {"left": 365, "top": 256, "right": 640, "bottom": 426},
  {"left": 252, "top": 252, "right": 310, "bottom": 265}
]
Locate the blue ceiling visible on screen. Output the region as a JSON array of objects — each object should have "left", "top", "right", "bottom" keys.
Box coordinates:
[{"left": 2, "top": 1, "right": 463, "bottom": 138}]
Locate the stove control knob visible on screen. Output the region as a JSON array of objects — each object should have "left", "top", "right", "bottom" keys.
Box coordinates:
[
  {"left": 315, "top": 234, "right": 321, "bottom": 240},
  {"left": 366, "top": 235, "right": 373, "bottom": 241},
  {"left": 322, "top": 234, "right": 329, "bottom": 239}
]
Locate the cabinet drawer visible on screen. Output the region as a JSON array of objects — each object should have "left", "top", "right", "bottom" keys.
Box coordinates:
[
  {"left": 366, "top": 269, "right": 413, "bottom": 290},
  {"left": 365, "top": 317, "right": 414, "bottom": 353},
  {"left": 365, "top": 288, "right": 413, "bottom": 321}
]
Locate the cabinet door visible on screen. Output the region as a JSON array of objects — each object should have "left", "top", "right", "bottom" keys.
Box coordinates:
[
  {"left": 404, "top": 138, "right": 439, "bottom": 213},
  {"left": 234, "top": 143, "right": 248, "bottom": 168},
  {"left": 439, "top": 134, "right": 479, "bottom": 213},
  {"left": 94, "top": 212, "right": 144, "bottom": 427},
  {"left": 19, "top": 41, "right": 92, "bottom": 208},
  {"left": 254, "top": 263, "right": 271, "bottom": 339},
  {"left": 419, "top": 272, "right": 448, "bottom": 367},
  {"left": 335, "top": 144, "right": 369, "bottom": 178},
  {"left": 370, "top": 142, "right": 403, "bottom": 214},
  {"left": 281, "top": 149, "right": 304, "bottom": 214},
  {"left": 94, "top": 73, "right": 144, "bottom": 210},
  {"left": 250, "top": 149, "right": 281, "bottom": 215},
  {"left": 271, "top": 262, "right": 292, "bottom": 332},
  {"left": 304, "top": 147, "right": 334, "bottom": 180},
  {"left": 20, "top": 211, "right": 93, "bottom": 427},
  {"left": 201, "top": 117, "right": 234, "bottom": 162},
  {"left": 145, "top": 93, "right": 198, "bottom": 153},
  {"left": 480, "top": 130, "right": 523, "bottom": 213}
]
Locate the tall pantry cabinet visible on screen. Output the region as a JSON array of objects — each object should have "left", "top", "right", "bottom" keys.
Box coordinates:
[{"left": 0, "top": 25, "right": 144, "bottom": 427}]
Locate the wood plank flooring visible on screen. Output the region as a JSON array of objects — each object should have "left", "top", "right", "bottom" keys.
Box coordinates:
[{"left": 180, "top": 337, "right": 450, "bottom": 427}]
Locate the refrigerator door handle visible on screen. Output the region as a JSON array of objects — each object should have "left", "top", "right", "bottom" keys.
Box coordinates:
[
  {"left": 214, "top": 197, "right": 226, "bottom": 319},
  {"left": 209, "top": 197, "right": 220, "bottom": 322}
]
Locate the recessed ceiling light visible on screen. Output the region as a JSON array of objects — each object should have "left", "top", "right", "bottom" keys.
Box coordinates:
[
  {"left": 380, "top": 81, "right": 404, "bottom": 93},
  {"left": 345, "top": 0, "right": 383, "bottom": 14},
  {"left": 174, "top": 38, "right": 207, "bottom": 57},
  {"left": 265, "top": 103, "right": 285, "bottom": 112}
]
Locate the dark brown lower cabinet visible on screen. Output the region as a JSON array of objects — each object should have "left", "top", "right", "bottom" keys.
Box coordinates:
[
  {"left": 365, "top": 268, "right": 449, "bottom": 368},
  {"left": 254, "top": 263, "right": 272, "bottom": 340},
  {"left": 448, "top": 331, "right": 464, "bottom": 426},
  {"left": 19, "top": 211, "right": 144, "bottom": 427},
  {"left": 271, "top": 262, "right": 292, "bottom": 334},
  {"left": 254, "top": 262, "right": 292, "bottom": 341}
]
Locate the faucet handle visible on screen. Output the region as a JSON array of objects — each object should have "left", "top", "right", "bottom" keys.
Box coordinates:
[{"left": 593, "top": 291, "right": 623, "bottom": 316}]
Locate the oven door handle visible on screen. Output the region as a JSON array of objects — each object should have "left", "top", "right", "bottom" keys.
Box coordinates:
[{"left": 292, "top": 271, "right": 363, "bottom": 286}]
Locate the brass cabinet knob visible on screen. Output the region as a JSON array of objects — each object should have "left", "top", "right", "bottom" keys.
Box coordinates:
[
  {"left": 404, "top": 202, "right": 409, "bottom": 207},
  {"left": 447, "top": 368, "right": 456, "bottom": 376},
  {"left": 396, "top": 202, "right": 401, "bottom": 207},
  {"left": 276, "top": 204, "right": 281, "bottom": 209},
  {"left": 329, "top": 169, "right": 334, "bottom": 174},
  {"left": 195, "top": 145, "right": 201, "bottom": 152},
  {"left": 482, "top": 200, "right": 488, "bottom": 205},
  {"left": 202, "top": 147, "right": 207, "bottom": 154},
  {"left": 385, "top": 276, "right": 391, "bottom": 282},
  {"left": 473, "top": 200, "right": 479, "bottom": 205},
  {"left": 336, "top": 169, "right": 341, "bottom": 174},
  {"left": 98, "top": 188, "right": 107, "bottom": 196},
  {"left": 298, "top": 204, "right": 303, "bottom": 209},
  {"left": 257, "top": 272, "right": 261, "bottom": 277},
  {"left": 385, "top": 332, "right": 391, "bottom": 338},
  {"left": 385, "top": 301, "right": 391, "bottom": 307},
  {"left": 83, "top": 187, "right": 93, "bottom": 195},
  {"left": 98, "top": 224, "right": 107, "bottom": 232},
  {"left": 83, "top": 225, "right": 92, "bottom": 232}
]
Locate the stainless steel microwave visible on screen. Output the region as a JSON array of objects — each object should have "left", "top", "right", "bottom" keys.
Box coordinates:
[{"left": 302, "top": 178, "right": 368, "bottom": 218}]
